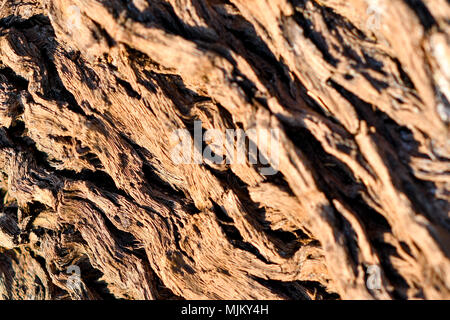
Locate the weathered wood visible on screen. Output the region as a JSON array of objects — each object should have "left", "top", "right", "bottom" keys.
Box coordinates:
[{"left": 0, "top": 0, "right": 448, "bottom": 300}]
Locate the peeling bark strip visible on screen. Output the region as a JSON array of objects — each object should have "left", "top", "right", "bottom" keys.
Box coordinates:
[{"left": 0, "top": 0, "right": 448, "bottom": 300}]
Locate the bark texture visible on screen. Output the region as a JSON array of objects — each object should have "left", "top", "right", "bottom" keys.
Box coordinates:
[{"left": 0, "top": 0, "right": 449, "bottom": 300}]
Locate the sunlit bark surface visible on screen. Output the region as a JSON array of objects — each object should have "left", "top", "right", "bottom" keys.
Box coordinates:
[{"left": 0, "top": 0, "right": 449, "bottom": 300}]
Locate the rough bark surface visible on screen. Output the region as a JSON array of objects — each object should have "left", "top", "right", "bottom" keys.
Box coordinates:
[{"left": 0, "top": 0, "right": 449, "bottom": 300}]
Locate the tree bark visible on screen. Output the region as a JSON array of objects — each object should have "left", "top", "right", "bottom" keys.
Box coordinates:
[{"left": 0, "top": 0, "right": 449, "bottom": 300}]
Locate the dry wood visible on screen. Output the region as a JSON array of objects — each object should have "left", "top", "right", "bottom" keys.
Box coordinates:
[{"left": 0, "top": 0, "right": 449, "bottom": 300}]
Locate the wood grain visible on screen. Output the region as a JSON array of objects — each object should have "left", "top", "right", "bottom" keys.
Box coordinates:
[{"left": 0, "top": 0, "right": 448, "bottom": 300}]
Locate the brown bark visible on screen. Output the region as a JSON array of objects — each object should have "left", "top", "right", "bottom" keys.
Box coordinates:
[{"left": 0, "top": 0, "right": 449, "bottom": 300}]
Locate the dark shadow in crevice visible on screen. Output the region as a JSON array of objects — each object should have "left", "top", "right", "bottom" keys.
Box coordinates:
[
  {"left": 0, "top": 66, "right": 29, "bottom": 91},
  {"left": 0, "top": 14, "right": 49, "bottom": 30},
  {"left": 252, "top": 276, "right": 340, "bottom": 300},
  {"left": 403, "top": 0, "right": 437, "bottom": 31},
  {"left": 210, "top": 200, "right": 274, "bottom": 265},
  {"left": 291, "top": 10, "right": 339, "bottom": 67}
]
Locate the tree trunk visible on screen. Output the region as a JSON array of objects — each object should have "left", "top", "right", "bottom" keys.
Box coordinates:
[{"left": 0, "top": 0, "right": 449, "bottom": 300}]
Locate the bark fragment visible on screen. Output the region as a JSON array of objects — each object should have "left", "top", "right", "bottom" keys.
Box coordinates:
[{"left": 0, "top": 0, "right": 448, "bottom": 300}]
